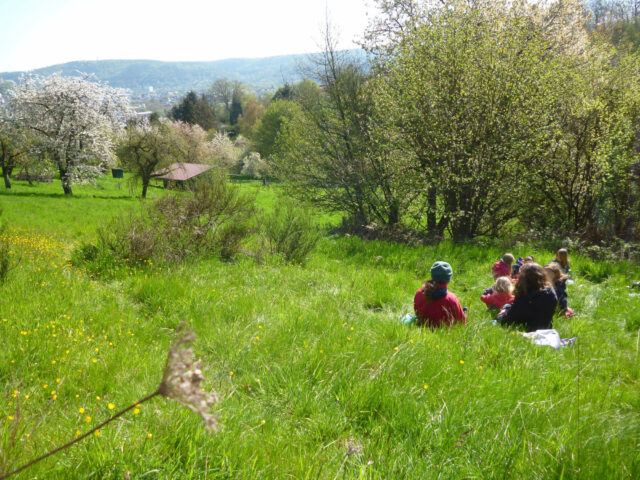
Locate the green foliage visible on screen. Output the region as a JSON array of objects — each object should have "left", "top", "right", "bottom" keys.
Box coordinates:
[
  {"left": 252, "top": 100, "right": 302, "bottom": 159},
  {"left": 170, "top": 91, "right": 217, "bottom": 131},
  {"left": 97, "top": 175, "right": 255, "bottom": 264},
  {"left": 116, "top": 121, "right": 175, "bottom": 198},
  {"left": 237, "top": 96, "right": 265, "bottom": 137},
  {"left": 260, "top": 199, "right": 320, "bottom": 264},
  {"left": 69, "top": 241, "right": 117, "bottom": 277},
  {"left": 274, "top": 39, "right": 405, "bottom": 228}
]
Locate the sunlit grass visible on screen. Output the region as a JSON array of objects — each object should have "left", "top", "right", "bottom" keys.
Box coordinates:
[{"left": 0, "top": 177, "right": 638, "bottom": 479}]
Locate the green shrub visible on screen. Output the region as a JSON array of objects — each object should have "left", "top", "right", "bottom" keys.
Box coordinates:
[
  {"left": 69, "top": 241, "right": 117, "bottom": 276},
  {"left": 97, "top": 174, "right": 255, "bottom": 264},
  {"left": 261, "top": 199, "right": 319, "bottom": 264}
]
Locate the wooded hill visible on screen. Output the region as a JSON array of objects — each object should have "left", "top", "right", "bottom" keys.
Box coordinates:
[{"left": 0, "top": 51, "right": 364, "bottom": 95}]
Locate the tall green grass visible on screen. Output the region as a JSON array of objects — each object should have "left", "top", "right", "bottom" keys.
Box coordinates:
[{"left": 0, "top": 177, "right": 638, "bottom": 479}]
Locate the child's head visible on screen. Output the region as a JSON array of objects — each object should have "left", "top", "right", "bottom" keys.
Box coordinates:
[
  {"left": 493, "top": 276, "right": 514, "bottom": 294},
  {"left": 515, "top": 263, "right": 549, "bottom": 298},
  {"left": 430, "top": 261, "right": 453, "bottom": 284},
  {"left": 524, "top": 255, "right": 535, "bottom": 263},
  {"left": 503, "top": 253, "right": 515, "bottom": 266},
  {"left": 544, "top": 262, "right": 567, "bottom": 284},
  {"left": 556, "top": 248, "right": 569, "bottom": 266}
]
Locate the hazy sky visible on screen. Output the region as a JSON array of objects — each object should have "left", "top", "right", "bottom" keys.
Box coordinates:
[{"left": 0, "top": 0, "right": 373, "bottom": 72}]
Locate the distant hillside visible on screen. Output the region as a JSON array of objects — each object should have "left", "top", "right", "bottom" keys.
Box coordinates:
[{"left": 0, "top": 51, "right": 365, "bottom": 95}]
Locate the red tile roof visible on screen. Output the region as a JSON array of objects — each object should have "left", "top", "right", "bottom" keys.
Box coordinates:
[{"left": 153, "top": 163, "right": 213, "bottom": 181}]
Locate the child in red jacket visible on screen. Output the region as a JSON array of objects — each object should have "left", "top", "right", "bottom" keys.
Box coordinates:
[
  {"left": 492, "top": 254, "right": 515, "bottom": 280},
  {"left": 414, "top": 261, "right": 466, "bottom": 328},
  {"left": 481, "top": 276, "right": 515, "bottom": 311}
]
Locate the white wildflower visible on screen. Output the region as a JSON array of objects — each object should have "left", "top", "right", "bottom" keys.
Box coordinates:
[{"left": 158, "top": 324, "right": 219, "bottom": 432}]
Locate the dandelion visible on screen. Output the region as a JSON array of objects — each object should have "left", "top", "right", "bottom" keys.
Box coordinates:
[
  {"left": 460, "top": 360, "right": 464, "bottom": 365},
  {"left": 85, "top": 416, "right": 91, "bottom": 423},
  {"left": 133, "top": 408, "right": 140, "bottom": 415},
  {"left": 107, "top": 403, "right": 115, "bottom": 410},
  {"left": 94, "top": 430, "right": 100, "bottom": 437},
  {"left": 261, "top": 419, "right": 266, "bottom": 425},
  {"left": 146, "top": 433, "right": 153, "bottom": 439},
  {"left": 423, "top": 385, "right": 429, "bottom": 390},
  {"left": 78, "top": 407, "right": 85, "bottom": 414}
]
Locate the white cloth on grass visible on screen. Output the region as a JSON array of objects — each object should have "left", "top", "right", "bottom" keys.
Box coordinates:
[{"left": 521, "top": 329, "right": 576, "bottom": 349}]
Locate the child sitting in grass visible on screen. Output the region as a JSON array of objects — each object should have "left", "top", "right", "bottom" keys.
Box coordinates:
[
  {"left": 512, "top": 255, "right": 535, "bottom": 278},
  {"left": 544, "top": 262, "right": 574, "bottom": 317},
  {"left": 481, "top": 276, "right": 515, "bottom": 311},
  {"left": 551, "top": 248, "right": 571, "bottom": 276},
  {"left": 497, "top": 263, "right": 557, "bottom": 332},
  {"left": 492, "top": 253, "right": 515, "bottom": 280},
  {"left": 414, "top": 261, "right": 466, "bottom": 328}
]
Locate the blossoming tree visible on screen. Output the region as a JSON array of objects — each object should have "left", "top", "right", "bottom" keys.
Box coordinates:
[{"left": 10, "top": 74, "right": 132, "bottom": 195}]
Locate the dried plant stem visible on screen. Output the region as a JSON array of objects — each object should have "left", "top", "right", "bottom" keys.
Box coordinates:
[{"left": 0, "top": 390, "right": 160, "bottom": 480}]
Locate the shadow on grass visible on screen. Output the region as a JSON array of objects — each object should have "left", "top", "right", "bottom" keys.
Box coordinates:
[{"left": 0, "top": 191, "right": 139, "bottom": 201}]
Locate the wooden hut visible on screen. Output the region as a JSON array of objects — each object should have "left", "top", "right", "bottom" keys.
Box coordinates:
[{"left": 153, "top": 163, "right": 213, "bottom": 189}]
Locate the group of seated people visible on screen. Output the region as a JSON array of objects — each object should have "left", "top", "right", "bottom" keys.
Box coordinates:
[{"left": 413, "top": 249, "right": 572, "bottom": 332}]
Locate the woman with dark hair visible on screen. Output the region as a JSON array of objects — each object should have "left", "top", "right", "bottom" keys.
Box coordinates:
[{"left": 498, "top": 263, "right": 557, "bottom": 332}]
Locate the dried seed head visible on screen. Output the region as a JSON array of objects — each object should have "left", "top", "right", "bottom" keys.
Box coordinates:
[{"left": 158, "top": 324, "right": 219, "bottom": 431}]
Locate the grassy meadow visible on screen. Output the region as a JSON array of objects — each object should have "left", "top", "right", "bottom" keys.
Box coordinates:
[{"left": 1, "top": 177, "right": 639, "bottom": 479}]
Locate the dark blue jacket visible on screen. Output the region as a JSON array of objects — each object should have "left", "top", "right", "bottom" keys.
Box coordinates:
[
  {"left": 500, "top": 286, "right": 557, "bottom": 332},
  {"left": 554, "top": 279, "right": 568, "bottom": 312}
]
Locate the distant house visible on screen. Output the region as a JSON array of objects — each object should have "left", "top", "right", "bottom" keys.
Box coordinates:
[{"left": 152, "top": 162, "right": 213, "bottom": 188}]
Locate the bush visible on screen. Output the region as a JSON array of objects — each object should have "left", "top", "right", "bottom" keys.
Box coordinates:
[
  {"left": 96, "top": 174, "right": 255, "bottom": 264},
  {"left": 261, "top": 200, "right": 319, "bottom": 264},
  {"left": 69, "top": 241, "right": 118, "bottom": 277}
]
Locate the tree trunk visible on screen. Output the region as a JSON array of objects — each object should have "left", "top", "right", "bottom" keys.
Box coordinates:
[
  {"left": 141, "top": 179, "right": 149, "bottom": 198},
  {"left": 388, "top": 200, "right": 400, "bottom": 226},
  {"left": 58, "top": 167, "right": 72, "bottom": 195},
  {"left": 2, "top": 165, "right": 11, "bottom": 189}
]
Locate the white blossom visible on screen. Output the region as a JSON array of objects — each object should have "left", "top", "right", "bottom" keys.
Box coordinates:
[{"left": 10, "top": 74, "right": 133, "bottom": 192}]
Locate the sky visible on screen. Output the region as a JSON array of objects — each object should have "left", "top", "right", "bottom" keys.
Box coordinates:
[{"left": 0, "top": 0, "right": 374, "bottom": 72}]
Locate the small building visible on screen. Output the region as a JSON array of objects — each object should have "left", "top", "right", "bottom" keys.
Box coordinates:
[{"left": 152, "top": 162, "right": 213, "bottom": 188}]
